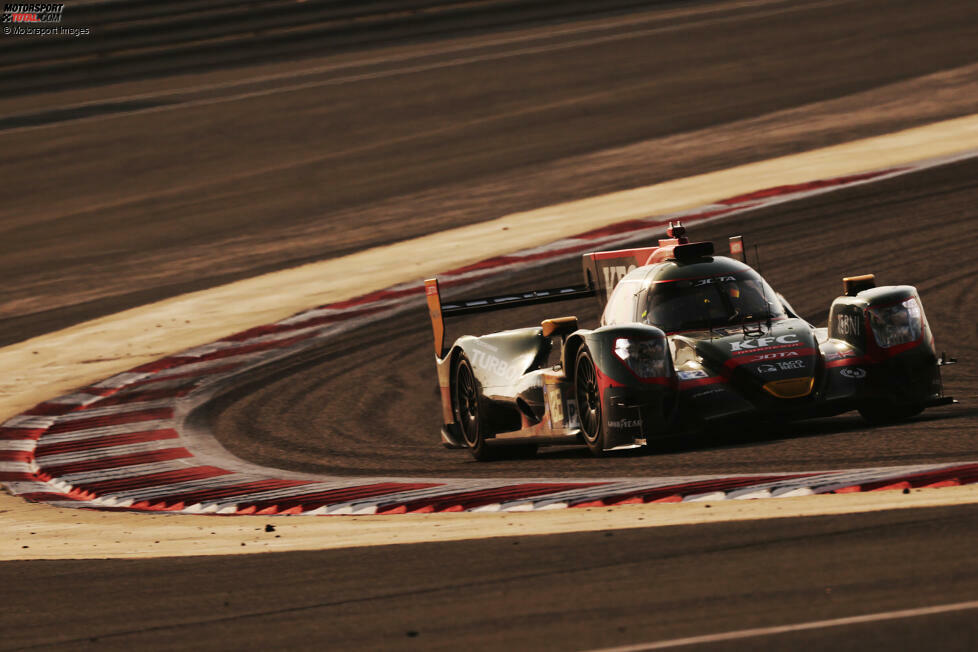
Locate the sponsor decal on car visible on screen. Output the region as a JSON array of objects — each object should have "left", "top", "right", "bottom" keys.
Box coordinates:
[
  {"left": 677, "top": 369, "right": 709, "bottom": 380},
  {"left": 730, "top": 333, "right": 799, "bottom": 352},
  {"left": 547, "top": 387, "right": 564, "bottom": 426},
  {"left": 836, "top": 313, "right": 863, "bottom": 337},
  {"left": 825, "top": 348, "right": 857, "bottom": 361},
  {"left": 601, "top": 264, "right": 638, "bottom": 300},
  {"left": 691, "top": 388, "right": 724, "bottom": 399},
  {"left": 757, "top": 359, "right": 806, "bottom": 373},
  {"left": 692, "top": 275, "right": 736, "bottom": 286},
  {"left": 607, "top": 417, "right": 642, "bottom": 431},
  {"left": 840, "top": 367, "right": 867, "bottom": 379},
  {"left": 744, "top": 350, "right": 801, "bottom": 362},
  {"left": 470, "top": 344, "right": 522, "bottom": 383}
]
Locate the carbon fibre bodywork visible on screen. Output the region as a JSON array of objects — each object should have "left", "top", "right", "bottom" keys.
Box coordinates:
[{"left": 425, "top": 230, "right": 954, "bottom": 459}]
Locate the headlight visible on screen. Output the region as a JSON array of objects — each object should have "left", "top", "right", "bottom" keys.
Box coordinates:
[
  {"left": 614, "top": 337, "right": 669, "bottom": 378},
  {"left": 867, "top": 298, "right": 921, "bottom": 349}
]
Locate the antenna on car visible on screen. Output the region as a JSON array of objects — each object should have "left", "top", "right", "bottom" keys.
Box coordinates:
[{"left": 667, "top": 220, "right": 689, "bottom": 244}]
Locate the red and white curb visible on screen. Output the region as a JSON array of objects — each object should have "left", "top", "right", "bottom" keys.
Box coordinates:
[{"left": 1, "top": 153, "right": 973, "bottom": 516}]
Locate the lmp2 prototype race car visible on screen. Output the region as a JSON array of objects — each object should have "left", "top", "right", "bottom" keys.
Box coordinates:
[{"left": 424, "top": 223, "right": 955, "bottom": 460}]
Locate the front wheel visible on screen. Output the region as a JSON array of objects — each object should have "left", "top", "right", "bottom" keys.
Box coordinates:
[
  {"left": 453, "top": 355, "right": 496, "bottom": 461},
  {"left": 575, "top": 347, "right": 607, "bottom": 456}
]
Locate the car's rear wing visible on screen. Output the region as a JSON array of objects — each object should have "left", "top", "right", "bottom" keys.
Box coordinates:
[{"left": 424, "top": 278, "right": 595, "bottom": 357}]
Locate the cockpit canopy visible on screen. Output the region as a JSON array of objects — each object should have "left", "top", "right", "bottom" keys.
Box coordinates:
[{"left": 602, "top": 263, "right": 786, "bottom": 332}]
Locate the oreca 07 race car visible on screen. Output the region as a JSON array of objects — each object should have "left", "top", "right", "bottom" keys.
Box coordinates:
[{"left": 424, "top": 223, "right": 955, "bottom": 460}]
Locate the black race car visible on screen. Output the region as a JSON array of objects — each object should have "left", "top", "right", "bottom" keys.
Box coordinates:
[{"left": 425, "top": 223, "right": 955, "bottom": 460}]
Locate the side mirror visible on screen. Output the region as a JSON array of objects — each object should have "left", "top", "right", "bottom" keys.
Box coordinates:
[
  {"left": 843, "top": 274, "right": 876, "bottom": 296},
  {"left": 541, "top": 316, "right": 578, "bottom": 339}
]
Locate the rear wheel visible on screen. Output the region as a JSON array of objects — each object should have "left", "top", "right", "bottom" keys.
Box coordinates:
[
  {"left": 453, "top": 355, "right": 496, "bottom": 461},
  {"left": 575, "top": 347, "right": 607, "bottom": 456}
]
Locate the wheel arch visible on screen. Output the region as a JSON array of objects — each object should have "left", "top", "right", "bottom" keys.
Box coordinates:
[{"left": 562, "top": 330, "right": 591, "bottom": 384}]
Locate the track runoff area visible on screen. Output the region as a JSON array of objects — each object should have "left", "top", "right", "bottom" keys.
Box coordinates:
[{"left": 2, "top": 148, "right": 975, "bottom": 520}]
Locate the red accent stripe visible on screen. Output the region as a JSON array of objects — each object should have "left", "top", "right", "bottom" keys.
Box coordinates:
[
  {"left": 170, "top": 334, "right": 315, "bottom": 364},
  {"left": 0, "top": 471, "right": 38, "bottom": 481},
  {"left": 130, "top": 479, "right": 319, "bottom": 509},
  {"left": 648, "top": 494, "right": 683, "bottom": 503},
  {"left": 124, "top": 364, "right": 240, "bottom": 387},
  {"left": 24, "top": 403, "right": 86, "bottom": 417},
  {"left": 91, "top": 387, "right": 191, "bottom": 406},
  {"left": 128, "top": 357, "right": 194, "bottom": 374},
  {"left": 861, "top": 464, "right": 978, "bottom": 491},
  {"left": 569, "top": 475, "right": 810, "bottom": 507},
  {"left": 824, "top": 355, "right": 869, "bottom": 368},
  {"left": 45, "top": 408, "right": 173, "bottom": 434},
  {"left": 0, "top": 427, "right": 46, "bottom": 441},
  {"left": 242, "top": 482, "right": 442, "bottom": 514},
  {"left": 221, "top": 304, "right": 392, "bottom": 342},
  {"left": 39, "top": 448, "right": 193, "bottom": 477},
  {"left": 378, "top": 482, "right": 605, "bottom": 513},
  {"left": 923, "top": 479, "right": 960, "bottom": 489},
  {"left": 35, "top": 429, "right": 179, "bottom": 457},
  {"left": 73, "top": 466, "right": 231, "bottom": 494},
  {"left": 585, "top": 245, "right": 660, "bottom": 261},
  {"left": 872, "top": 481, "right": 911, "bottom": 492},
  {"left": 679, "top": 376, "right": 726, "bottom": 390},
  {"left": 594, "top": 365, "right": 626, "bottom": 393},
  {"left": 75, "top": 386, "right": 119, "bottom": 397},
  {"left": 0, "top": 450, "right": 33, "bottom": 462},
  {"left": 871, "top": 337, "right": 922, "bottom": 359},
  {"left": 320, "top": 286, "right": 423, "bottom": 312},
  {"left": 718, "top": 169, "right": 903, "bottom": 205},
  {"left": 724, "top": 347, "right": 817, "bottom": 369}
]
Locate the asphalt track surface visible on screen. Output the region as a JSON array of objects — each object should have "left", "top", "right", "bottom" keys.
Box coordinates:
[
  {"left": 3, "top": 0, "right": 978, "bottom": 346},
  {"left": 211, "top": 157, "right": 978, "bottom": 479},
  {"left": 3, "top": 505, "right": 978, "bottom": 649},
  {"left": 4, "top": 0, "right": 978, "bottom": 649}
]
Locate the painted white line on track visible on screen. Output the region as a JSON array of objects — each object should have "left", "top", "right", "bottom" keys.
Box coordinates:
[{"left": 585, "top": 600, "right": 978, "bottom": 651}]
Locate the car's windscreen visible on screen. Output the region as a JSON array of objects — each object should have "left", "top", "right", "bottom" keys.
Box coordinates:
[{"left": 642, "top": 272, "right": 785, "bottom": 332}]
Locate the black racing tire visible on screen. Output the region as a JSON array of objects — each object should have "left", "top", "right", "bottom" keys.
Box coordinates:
[
  {"left": 575, "top": 347, "right": 607, "bottom": 456},
  {"left": 453, "top": 354, "right": 497, "bottom": 461},
  {"left": 858, "top": 400, "right": 925, "bottom": 425}
]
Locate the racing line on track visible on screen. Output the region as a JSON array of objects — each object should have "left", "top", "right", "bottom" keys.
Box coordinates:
[{"left": 2, "top": 153, "right": 976, "bottom": 516}]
